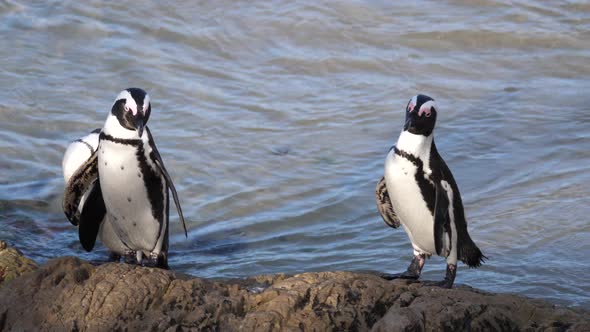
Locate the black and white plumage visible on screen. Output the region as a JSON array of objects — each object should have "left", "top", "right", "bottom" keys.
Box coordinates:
[
  {"left": 376, "top": 94, "right": 485, "bottom": 288},
  {"left": 63, "top": 88, "right": 187, "bottom": 268},
  {"left": 62, "top": 129, "right": 128, "bottom": 258}
]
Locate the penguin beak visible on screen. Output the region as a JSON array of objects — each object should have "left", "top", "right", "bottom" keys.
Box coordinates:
[{"left": 133, "top": 113, "right": 145, "bottom": 137}]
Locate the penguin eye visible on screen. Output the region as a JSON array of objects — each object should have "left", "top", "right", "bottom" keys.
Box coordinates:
[{"left": 418, "top": 105, "right": 433, "bottom": 117}]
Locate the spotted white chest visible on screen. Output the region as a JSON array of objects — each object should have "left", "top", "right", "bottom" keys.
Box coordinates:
[
  {"left": 384, "top": 132, "right": 436, "bottom": 255},
  {"left": 97, "top": 138, "right": 165, "bottom": 253}
]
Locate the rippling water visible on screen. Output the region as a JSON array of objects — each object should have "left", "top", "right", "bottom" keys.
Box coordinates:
[{"left": 1, "top": 1, "right": 589, "bottom": 307}]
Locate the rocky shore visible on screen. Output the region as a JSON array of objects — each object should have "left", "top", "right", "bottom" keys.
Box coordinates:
[{"left": 0, "top": 241, "right": 588, "bottom": 331}]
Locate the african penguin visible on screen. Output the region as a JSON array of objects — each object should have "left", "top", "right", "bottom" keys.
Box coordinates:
[
  {"left": 62, "top": 129, "right": 129, "bottom": 259},
  {"left": 376, "top": 94, "right": 485, "bottom": 288},
  {"left": 63, "top": 88, "right": 187, "bottom": 268}
]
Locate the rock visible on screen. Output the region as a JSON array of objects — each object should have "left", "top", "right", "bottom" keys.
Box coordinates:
[
  {"left": 0, "top": 251, "right": 588, "bottom": 331},
  {"left": 0, "top": 240, "right": 37, "bottom": 284}
]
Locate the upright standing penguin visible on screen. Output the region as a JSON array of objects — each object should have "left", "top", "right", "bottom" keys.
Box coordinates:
[
  {"left": 376, "top": 94, "right": 485, "bottom": 288},
  {"left": 63, "top": 88, "right": 187, "bottom": 268}
]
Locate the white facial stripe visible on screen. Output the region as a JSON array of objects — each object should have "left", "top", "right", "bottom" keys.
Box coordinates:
[
  {"left": 143, "top": 94, "right": 150, "bottom": 112},
  {"left": 419, "top": 100, "right": 436, "bottom": 117},
  {"left": 408, "top": 95, "right": 418, "bottom": 111},
  {"left": 114, "top": 90, "right": 138, "bottom": 115}
]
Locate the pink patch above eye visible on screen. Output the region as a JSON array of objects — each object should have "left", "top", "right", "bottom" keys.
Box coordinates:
[
  {"left": 418, "top": 106, "right": 431, "bottom": 117},
  {"left": 408, "top": 103, "right": 415, "bottom": 112}
]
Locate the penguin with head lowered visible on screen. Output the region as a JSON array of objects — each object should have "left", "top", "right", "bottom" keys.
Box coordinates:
[
  {"left": 63, "top": 88, "right": 187, "bottom": 268},
  {"left": 375, "top": 94, "right": 485, "bottom": 288}
]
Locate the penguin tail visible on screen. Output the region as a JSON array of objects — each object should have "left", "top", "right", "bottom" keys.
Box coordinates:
[{"left": 459, "top": 237, "right": 487, "bottom": 268}]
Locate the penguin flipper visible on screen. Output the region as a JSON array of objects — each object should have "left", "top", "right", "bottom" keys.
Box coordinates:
[
  {"left": 146, "top": 127, "right": 188, "bottom": 237},
  {"left": 434, "top": 181, "right": 451, "bottom": 256},
  {"left": 63, "top": 150, "right": 99, "bottom": 225},
  {"left": 432, "top": 146, "right": 486, "bottom": 267},
  {"left": 375, "top": 176, "right": 401, "bottom": 228},
  {"left": 79, "top": 181, "right": 106, "bottom": 252}
]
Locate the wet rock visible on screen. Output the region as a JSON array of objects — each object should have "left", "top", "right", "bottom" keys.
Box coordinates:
[
  {"left": 0, "top": 240, "right": 37, "bottom": 284},
  {"left": 0, "top": 250, "right": 588, "bottom": 331}
]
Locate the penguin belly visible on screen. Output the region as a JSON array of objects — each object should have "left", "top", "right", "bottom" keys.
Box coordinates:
[
  {"left": 384, "top": 152, "right": 436, "bottom": 255},
  {"left": 98, "top": 140, "right": 163, "bottom": 253},
  {"left": 98, "top": 214, "right": 129, "bottom": 255}
]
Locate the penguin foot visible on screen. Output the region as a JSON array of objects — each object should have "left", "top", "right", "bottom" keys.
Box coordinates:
[
  {"left": 143, "top": 252, "right": 159, "bottom": 267},
  {"left": 421, "top": 279, "right": 452, "bottom": 288},
  {"left": 123, "top": 249, "right": 137, "bottom": 264},
  {"left": 441, "top": 279, "right": 453, "bottom": 288},
  {"left": 380, "top": 271, "right": 420, "bottom": 280},
  {"left": 421, "top": 264, "right": 456, "bottom": 289},
  {"left": 381, "top": 254, "right": 426, "bottom": 280},
  {"left": 142, "top": 252, "right": 169, "bottom": 269},
  {"left": 108, "top": 252, "right": 121, "bottom": 262}
]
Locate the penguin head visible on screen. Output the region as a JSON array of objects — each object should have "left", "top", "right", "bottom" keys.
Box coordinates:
[
  {"left": 111, "top": 88, "right": 151, "bottom": 137},
  {"left": 404, "top": 94, "right": 437, "bottom": 136}
]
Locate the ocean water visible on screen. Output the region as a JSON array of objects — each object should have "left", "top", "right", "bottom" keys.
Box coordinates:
[{"left": 0, "top": 0, "right": 589, "bottom": 307}]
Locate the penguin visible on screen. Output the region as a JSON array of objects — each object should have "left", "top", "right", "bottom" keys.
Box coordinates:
[
  {"left": 62, "top": 129, "right": 130, "bottom": 260},
  {"left": 63, "top": 88, "right": 187, "bottom": 268},
  {"left": 375, "top": 94, "right": 485, "bottom": 288}
]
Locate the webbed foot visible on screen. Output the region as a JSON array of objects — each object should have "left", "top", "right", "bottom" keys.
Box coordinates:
[
  {"left": 380, "top": 254, "right": 426, "bottom": 281},
  {"left": 108, "top": 252, "right": 121, "bottom": 262},
  {"left": 123, "top": 249, "right": 137, "bottom": 264},
  {"left": 380, "top": 271, "right": 420, "bottom": 280},
  {"left": 143, "top": 252, "right": 169, "bottom": 269},
  {"left": 421, "top": 264, "right": 456, "bottom": 289}
]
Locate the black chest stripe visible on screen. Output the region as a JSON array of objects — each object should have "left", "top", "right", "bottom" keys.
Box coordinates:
[
  {"left": 394, "top": 146, "right": 420, "bottom": 166},
  {"left": 394, "top": 146, "right": 436, "bottom": 214},
  {"left": 99, "top": 132, "right": 142, "bottom": 146}
]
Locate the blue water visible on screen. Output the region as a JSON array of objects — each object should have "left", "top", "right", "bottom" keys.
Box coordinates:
[{"left": 1, "top": 1, "right": 589, "bottom": 307}]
